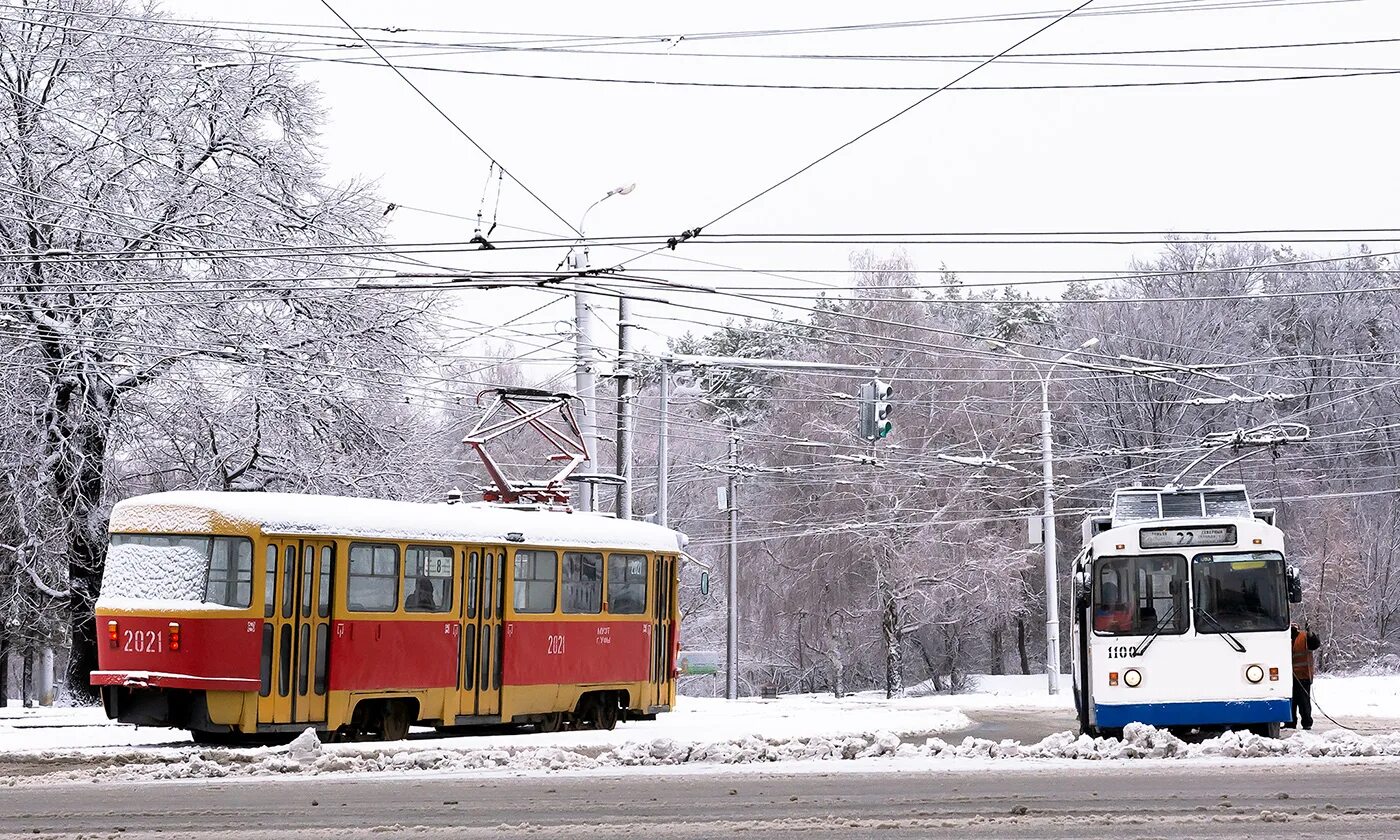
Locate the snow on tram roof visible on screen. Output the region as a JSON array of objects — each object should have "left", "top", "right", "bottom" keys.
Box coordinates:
[{"left": 109, "top": 491, "right": 686, "bottom": 553}]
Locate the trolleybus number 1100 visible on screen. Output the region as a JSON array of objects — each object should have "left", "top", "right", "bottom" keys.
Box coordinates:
[{"left": 1105, "top": 645, "right": 1140, "bottom": 659}]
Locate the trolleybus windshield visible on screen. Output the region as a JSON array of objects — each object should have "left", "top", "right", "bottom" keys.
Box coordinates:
[
  {"left": 1092, "top": 555, "right": 1188, "bottom": 636},
  {"left": 1191, "top": 551, "right": 1288, "bottom": 633}
]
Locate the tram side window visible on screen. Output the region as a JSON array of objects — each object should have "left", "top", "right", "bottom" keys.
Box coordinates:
[
  {"left": 607, "top": 553, "right": 648, "bottom": 614},
  {"left": 513, "top": 550, "right": 557, "bottom": 614},
  {"left": 1193, "top": 551, "right": 1289, "bottom": 633},
  {"left": 1093, "top": 555, "right": 1187, "bottom": 636},
  {"left": 204, "top": 537, "right": 253, "bottom": 608},
  {"left": 347, "top": 543, "right": 399, "bottom": 612},
  {"left": 404, "top": 545, "right": 453, "bottom": 613},
  {"left": 562, "top": 552, "right": 603, "bottom": 614}
]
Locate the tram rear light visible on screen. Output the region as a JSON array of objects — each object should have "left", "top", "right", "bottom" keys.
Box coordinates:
[
  {"left": 1269, "top": 667, "right": 1280, "bottom": 681},
  {"left": 107, "top": 620, "right": 118, "bottom": 646},
  {"left": 1123, "top": 669, "right": 1143, "bottom": 688},
  {"left": 168, "top": 622, "right": 181, "bottom": 652},
  {"left": 1245, "top": 664, "right": 1264, "bottom": 684},
  {"left": 1108, "top": 672, "right": 1119, "bottom": 686}
]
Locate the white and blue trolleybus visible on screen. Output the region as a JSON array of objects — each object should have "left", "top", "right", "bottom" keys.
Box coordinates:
[{"left": 1070, "top": 484, "right": 1303, "bottom": 738}]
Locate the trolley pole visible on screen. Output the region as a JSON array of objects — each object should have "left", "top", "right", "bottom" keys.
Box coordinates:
[{"left": 726, "top": 421, "right": 739, "bottom": 700}]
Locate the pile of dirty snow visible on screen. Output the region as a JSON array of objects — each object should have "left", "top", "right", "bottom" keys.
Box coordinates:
[{"left": 6, "top": 723, "right": 1400, "bottom": 785}]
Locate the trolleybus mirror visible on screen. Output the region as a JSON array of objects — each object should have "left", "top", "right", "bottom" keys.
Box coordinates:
[
  {"left": 1286, "top": 565, "right": 1303, "bottom": 603},
  {"left": 700, "top": 572, "right": 710, "bottom": 597}
]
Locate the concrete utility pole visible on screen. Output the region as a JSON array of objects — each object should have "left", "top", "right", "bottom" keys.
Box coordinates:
[
  {"left": 726, "top": 420, "right": 739, "bottom": 701},
  {"left": 614, "top": 295, "right": 634, "bottom": 519},
  {"left": 1034, "top": 337, "right": 1098, "bottom": 696},
  {"left": 656, "top": 354, "right": 671, "bottom": 528},
  {"left": 570, "top": 183, "right": 634, "bottom": 511}
]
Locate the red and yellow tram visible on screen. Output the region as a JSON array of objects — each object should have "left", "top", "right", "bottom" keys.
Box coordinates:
[{"left": 93, "top": 491, "right": 683, "bottom": 742}]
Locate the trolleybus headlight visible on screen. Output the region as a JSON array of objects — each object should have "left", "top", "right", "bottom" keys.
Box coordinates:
[
  {"left": 1245, "top": 664, "right": 1264, "bottom": 684},
  {"left": 1123, "top": 668, "right": 1142, "bottom": 688}
]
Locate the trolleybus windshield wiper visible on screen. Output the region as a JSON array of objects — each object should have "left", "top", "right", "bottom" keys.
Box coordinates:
[
  {"left": 1130, "top": 603, "right": 1177, "bottom": 657},
  {"left": 1195, "top": 609, "right": 1247, "bottom": 653}
]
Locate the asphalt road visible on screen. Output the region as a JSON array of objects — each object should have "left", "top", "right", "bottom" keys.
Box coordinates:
[{"left": 2, "top": 761, "right": 1399, "bottom": 839}]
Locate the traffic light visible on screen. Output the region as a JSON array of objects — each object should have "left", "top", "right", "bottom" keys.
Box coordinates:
[
  {"left": 858, "top": 378, "right": 894, "bottom": 441},
  {"left": 872, "top": 379, "right": 893, "bottom": 439}
]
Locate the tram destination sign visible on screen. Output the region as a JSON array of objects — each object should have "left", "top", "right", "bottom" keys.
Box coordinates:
[{"left": 1140, "top": 524, "right": 1237, "bottom": 549}]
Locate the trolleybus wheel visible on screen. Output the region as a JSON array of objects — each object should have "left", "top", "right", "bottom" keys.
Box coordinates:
[{"left": 1247, "top": 722, "right": 1282, "bottom": 739}]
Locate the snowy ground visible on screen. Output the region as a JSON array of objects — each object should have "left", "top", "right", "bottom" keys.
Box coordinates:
[{"left": 1, "top": 673, "right": 1397, "bottom": 784}]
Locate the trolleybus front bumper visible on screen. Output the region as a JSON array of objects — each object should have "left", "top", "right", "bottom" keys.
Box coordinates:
[{"left": 1095, "top": 698, "right": 1290, "bottom": 729}]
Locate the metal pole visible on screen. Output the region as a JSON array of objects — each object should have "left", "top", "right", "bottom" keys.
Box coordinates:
[
  {"left": 615, "top": 296, "right": 633, "bottom": 519},
  {"left": 1040, "top": 377, "right": 1061, "bottom": 695},
  {"left": 572, "top": 247, "right": 596, "bottom": 512},
  {"left": 657, "top": 354, "right": 670, "bottom": 528},
  {"left": 726, "top": 421, "right": 739, "bottom": 700}
]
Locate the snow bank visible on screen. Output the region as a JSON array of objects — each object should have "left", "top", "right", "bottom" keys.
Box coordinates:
[{"left": 7, "top": 723, "right": 1400, "bottom": 786}]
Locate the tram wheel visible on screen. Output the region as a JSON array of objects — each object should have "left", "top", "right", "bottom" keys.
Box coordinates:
[
  {"left": 536, "top": 712, "right": 566, "bottom": 733},
  {"left": 379, "top": 701, "right": 411, "bottom": 742},
  {"left": 596, "top": 697, "right": 619, "bottom": 732}
]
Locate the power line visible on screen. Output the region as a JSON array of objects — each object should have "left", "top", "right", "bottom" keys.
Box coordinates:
[{"left": 316, "top": 0, "right": 581, "bottom": 238}]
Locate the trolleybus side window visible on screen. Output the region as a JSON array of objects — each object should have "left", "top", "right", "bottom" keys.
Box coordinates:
[
  {"left": 1093, "top": 555, "right": 1187, "bottom": 636},
  {"left": 562, "top": 552, "right": 603, "bottom": 614},
  {"left": 204, "top": 538, "right": 253, "bottom": 608},
  {"left": 1192, "top": 551, "right": 1288, "bottom": 633},
  {"left": 404, "top": 545, "right": 453, "bottom": 613},
  {"left": 347, "top": 543, "right": 400, "bottom": 612},
  {"left": 264, "top": 545, "right": 277, "bottom": 618},
  {"left": 607, "top": 553, "right": 648, "bottom": 614},
  {"left": 513, "top": 550, "right": 557, "bottom": 614}
]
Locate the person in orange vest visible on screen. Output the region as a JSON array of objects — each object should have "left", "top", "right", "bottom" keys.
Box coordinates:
[{"left": 1288, "top": 622, "right": 1322, "bottom": 730}]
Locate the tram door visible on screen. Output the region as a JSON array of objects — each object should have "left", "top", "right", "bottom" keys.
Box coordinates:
[
  {"left": 260, "top": 539, "right": 334, "bottom": 726},
  {"left": 457, "top": 546, "right": 504, "bottom": 718},
  {"left": 648, "top": 554, "right": 674, "bottom": 710}
]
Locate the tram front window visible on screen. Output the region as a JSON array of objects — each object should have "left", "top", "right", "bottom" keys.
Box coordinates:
[
  {"left": 1192, "top": 551, "right": 1289, "bottom": 633},
  {"left": 1093, "top": 555, "right": 1188, "bottom": 635}
]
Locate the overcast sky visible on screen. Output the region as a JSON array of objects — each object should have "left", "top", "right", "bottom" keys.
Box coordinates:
[{"left": 164, "top": 0, "right": 1400, "bottom": 366}]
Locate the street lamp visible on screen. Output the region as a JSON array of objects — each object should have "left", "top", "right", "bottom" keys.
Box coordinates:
[
  {"left": 569, "top": 183, "right": 636, "bottom": 513},
  {"left": 990, "top": 336, "right": 1099, "bottom": 696}
]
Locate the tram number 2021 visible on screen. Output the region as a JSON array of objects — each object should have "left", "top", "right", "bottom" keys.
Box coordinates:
[
  {"left": 546, "top": 635, "right": 566, "bottom": 655},
  {"left": 1105, "top": 645, "right": 1139, "bottom": 660},
  {"left": 122, "top": 629, "right": 162, "bottom": 653}
]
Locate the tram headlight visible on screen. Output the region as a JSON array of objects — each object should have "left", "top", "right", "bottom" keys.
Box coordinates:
[
  {"left": 1123, "top": 668, "right": 1142, "bottom": 688},
  {"left": 1245, "top": 664, "right": 1265, "bottom": 684}
]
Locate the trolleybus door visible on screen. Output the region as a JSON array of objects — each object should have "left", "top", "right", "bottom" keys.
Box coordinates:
[
  {"left": 457, "top": 547, "right": 504, "bottom": 718},
  {"left": 293, "top": 539, "right": 334, "bottom": 724}
]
